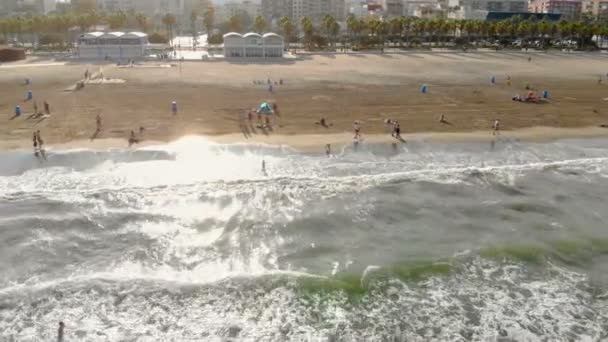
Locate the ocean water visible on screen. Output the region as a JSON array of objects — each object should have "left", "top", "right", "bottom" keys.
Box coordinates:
[{"left": 0, "top": 136, "right": 607, "bottom": 341}]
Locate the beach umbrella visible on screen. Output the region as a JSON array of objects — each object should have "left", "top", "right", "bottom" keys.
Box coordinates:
[{"left": 258, "top": 102, "right": 273, "bottom": 115}]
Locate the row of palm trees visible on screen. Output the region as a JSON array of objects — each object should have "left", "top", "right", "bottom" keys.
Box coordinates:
[
  {"left": 228, "top": 14, "right": 608, "bottom": 50},
  {"left": 0, "top": 11, "right": 184, "bottom": 46},
  {"left": 2, "top": 10, "right": 607, "bottom": 50},
  {"left": 340, "top": 14, "right": 608, "bottom": 49}
]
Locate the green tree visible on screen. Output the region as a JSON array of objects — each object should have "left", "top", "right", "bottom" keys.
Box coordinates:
[
  {"left": 228, "top": 14, "right": 243, "bottom": 32},
  {"left": 107, "top": 11, "right": 127, "bottom": 30},
  {"left": 135, "top": 13, "right": 150, "bottom": 33},
  {"left": 537, "top": 20, "right": 551, "bottom": 48},
  {"left": 322, "top": 14, "right": 336, "bottom": 46},
  {"left": 278, "top": 16, "right": 294, "bottom": 50},
  {"left": 203, "top": 6, "right": 215, "bottom": 34},
  {"left": 253, "top": 15, "right": 267, "bottom": 33},
  {"left": 190, "top": 10, "right": 199, "bottom": 45},
  {"left": 300, "top": 16, "right": 314, "bottom": 50},
  {"left": 162, "top": 13, "right": 177, "bottom": 43}
]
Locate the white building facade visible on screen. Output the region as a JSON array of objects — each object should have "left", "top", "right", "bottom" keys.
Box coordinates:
[
  {"left": 223, "top": 32, "right": 284, "bottom": 58},
  {"left": 77, "top": 31, "right": 149, "bottom": 59}
]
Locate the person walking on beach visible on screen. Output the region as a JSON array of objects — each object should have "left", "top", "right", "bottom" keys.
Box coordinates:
[
  {"left": 392, "top": 121, "right": 401, "bottom": 139},
  {"left": 96, "top": 114, "right": 102, "bottom": 132},
  {"left": 171, "top": 101, "right": 178, "bottom": 116},
  {"left": 439, "top": 114, "right": 447, "bottom": 124},
  {"left": 353, "top": 121, "right": 362, "bottom": 140},
  {"left": 33, "top": 101, "right": 38, "bottom": 115},
  {"left": 325, "top": 144, "right": 331, "bottom": 156},
  {"left": 36, "top": 130, "right": 44, "bottom": 149},
  {"left": 44, "top": 101, "right": 50, "bottom": 115},
  {"left": 492, "top": 119, "right": 500, "bottom": 135},
  {"left": 36, "top": 130, "right": 46, "bottom": 160}
]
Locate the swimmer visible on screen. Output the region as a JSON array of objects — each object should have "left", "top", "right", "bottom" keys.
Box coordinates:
[{"left": 57, "top": 321, "right": 65, "bottom": 342}]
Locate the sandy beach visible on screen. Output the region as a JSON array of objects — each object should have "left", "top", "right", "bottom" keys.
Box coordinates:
[{"left": 2, "top": 52, "right": 608, "bottom": 151}]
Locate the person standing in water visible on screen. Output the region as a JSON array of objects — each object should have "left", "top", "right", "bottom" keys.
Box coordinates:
[
  {"left": 325, "top": 144, "right": 331, "bottom": 156},
  {"left": 262, "top": 160, "right": 267, "bottom": 176},
  {"left": 57, "top": 321, "right": 65, "bottom": 342},
  {"left": 36, "top": 130, "right": 47, "bottom": 160},
  {"left": 33, "top": 131, "right": 39, "bottom": 158}
]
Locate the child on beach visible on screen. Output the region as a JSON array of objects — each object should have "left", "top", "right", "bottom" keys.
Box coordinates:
[
  {"left": 128, "top": 130, "right": 139, "bottom": 147},
  {"left": 493, "top": 119, "right": 500, "bottom": 135}
]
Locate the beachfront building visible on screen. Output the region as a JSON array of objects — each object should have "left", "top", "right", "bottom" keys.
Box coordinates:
[
  {"left": 222, "top": 32, "right": 284, "bottom": 58},
  {"left": 582, "top": 0, "right": 608, "bottom": 17},
  {"left": 381, "top": 0, "right": 405, "bottom": 16},
  {"left": 528, "top": 0, "right": 582, "bottom": 19},
  {"left": 77, "top": 31, "right": 149, "bottom": 59},
  {"left": 448, "top": 0, "right": 527, "bottom": 19}
]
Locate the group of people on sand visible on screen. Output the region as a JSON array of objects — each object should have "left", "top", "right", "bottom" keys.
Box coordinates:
[{"left": 245, "top": 102, "right": 280, "bottom": 129}]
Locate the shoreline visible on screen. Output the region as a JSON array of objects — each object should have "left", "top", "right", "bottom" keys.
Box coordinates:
[{"left": 2, "top": 126, "right": 607, "bottom": 153}]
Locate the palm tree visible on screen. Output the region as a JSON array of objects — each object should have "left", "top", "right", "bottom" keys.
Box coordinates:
[
  {"left": 135, "top": 13, "right": 149, "bottom": 33},
  {"left": 203, "top": 6, "right": 215, "bottom": 34},
  {"left": 558, "top": 20, "right": 572, "bottom": 48},
  {"left": 346, "top": 14, "right": 361, "bottom": 47},
  {"left": 388, "top": 17, "right": 403, "bottom": 47},
  {"left": 300, "top": 16, "right": 314, "bottom": 50},
  {"left": 537, "top": 20, "right": 551, "bottom": 48},
  {"left": 228, "top": 14, "right": 243, "bottom": 33},
  {"left": 377, "top": 21, "right": 389, "bottom": 49},
  {"left": 322, "top": 14, "right": 336, "bottom": 47},
  {"left": 107, "top": 11, "right": 127, "bottom": 30},
  {"left": 162, "top": 13, "right": 177, "bottom": 43},
  {"left": 278, "top": 16, "right": 294, "bottom": 51},
  {"left": 189, "top": 10, "right": 199, "bottom": 48},
  {"left": 0, "top": 19, "right": 9, "bottom": 43},
  {"left": 253, "top": 15, "right": 267, "bottom": 34}
]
